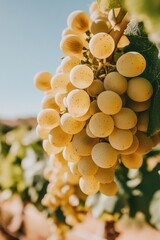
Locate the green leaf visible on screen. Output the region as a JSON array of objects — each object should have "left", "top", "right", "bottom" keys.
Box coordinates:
[
  {"left": 125, "top": 23, "right": 160, "bottom": 135},
  {"left": 97, "top": 0, "right": 123, "bottom": 11}
]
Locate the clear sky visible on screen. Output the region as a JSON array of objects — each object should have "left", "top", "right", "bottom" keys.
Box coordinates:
[{"left": 0, "top": 0, "right": 92, "bottom": 119}]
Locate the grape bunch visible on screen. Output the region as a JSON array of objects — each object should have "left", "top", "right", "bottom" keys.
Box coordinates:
[{"left": 34, "top": 1, "right": 159, "bottom": 198}]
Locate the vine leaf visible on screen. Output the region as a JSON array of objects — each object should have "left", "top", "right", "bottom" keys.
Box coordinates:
[{"left": 124, "top": 23, "right": 160, "bottom": 136}]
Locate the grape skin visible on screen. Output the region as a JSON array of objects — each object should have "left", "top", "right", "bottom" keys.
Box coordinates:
[
  {"left": 91, "top": 142, "right": 118, "bottom": 168},
  {"left": 89, "top": 32, "right": 115, "bottom": 59},
  {"left": 116, "top": 51, "right": 146, "bottom": 77}
]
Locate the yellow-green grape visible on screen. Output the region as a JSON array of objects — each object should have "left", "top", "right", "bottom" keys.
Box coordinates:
[
  {"left": 78, "top": 156, "right": 98, "bottom": 176},
  {"left": 68, "top": 162, "right": 81, "bottom": 177},
  {"left": 109, "top": 128, "right": 133, "bottom": 150},
  {"left": 137, "top": 111, "right": 149, "bottom": 133},
  {"left": 36, "top": 125, "right": 50, "bottom": 139},
  {"left": 34, "top": 71, "right": 52, "bottom": 91},
  {"left": 104, "top": 72, "right": 127, "bottom": 95},
  {"left": 55, "top": 93, "right": 66, "bottom": 111},
  {"left": 63, "top": 142, "right": 80, "bottom": 163},
  {"left": 127, "top": 98, "right": 151, "bottom": 112},
  {"left": 121, "top": 153, "right": 143, "bottom": 169},
  {"left": 89, "top": 33, "right": 115, "bottom": 59},
  {"left": 86, "top": 124, "right": 96, "bottom": 138},
  {"left": 89, "top": 100, "right": 100, "bottom": 115},
  {"left": 87, "top": 79, "right": 105, "bottom": 97},
  {"left": 70, "top": 65, "right": 94, "bottom": 89},
  {"left": 90, "top": 20, "right": 108, "bottom": 34},
  {"left": 60, "top": 34, "right": 84, "bottom": 56},
  {"left": 136, "top": 131, "right": 153, "bottom": 154},
  {"left": 50, "top": 73, "right": 70, "bottom": 95},
  {"left": 117, "top": 35, "right": 130, "bottom": 48},
  {"left": 89, "top": 2, "right": 99, "bottom": 14},
  {"left": 100, "top": 181, "right": 118, "bottom": 196},
  {"left": 79, "top": 175, "right": 100, "bottom": 195},
  {"left": 67, "top": 10, "right": 91, "bottom": 34},
  {"left": 49, "top": 126, "right": 72, "bottom": 147},
  {"left": 37, "top": 108, "right": 60, "bottom": 130},
  {"left": 60, "top": 56, "right": 80, "bottom": 73},
  {"left": 112, "top": 108, "right": 137, "bottom": 130},
  {"left": 116, "top": 52, "right": 146, "bottom": 77},
  {"left": 127, "top": 77, "right": 153, "bottom": 102},
  {"left": 97, "top": 90, "right": 122, "bottom": 115},
  {"left": 91, "top": 142, "right": 118, "bottom": 168},
  {"left": 89, "top": 112, "right": 114, "bottom": 138},
  {"left": 119, "top": 135, "right": 139, "bottom": 155},
  {"left": 72, "top": 129, "right": 99, "bottom": 156},
  {"left": 43, "top": 139, "right": 63, "bottom": 155},
  {"left": 95, "top": 167, "right": 115, "bottom": 184},
  {"left": 41, "top": 95, "right": 60, "bottom": 112},
  {"left": 66, "top": 89, "right": 90, "bottom": 118},
  {"left": 60, "top": 113, "right": 86, "bottom": 134}
]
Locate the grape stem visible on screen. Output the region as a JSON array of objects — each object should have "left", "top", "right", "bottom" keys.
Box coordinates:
[{"left": 110, "top": 8, "right": 129, "bottom": 46}]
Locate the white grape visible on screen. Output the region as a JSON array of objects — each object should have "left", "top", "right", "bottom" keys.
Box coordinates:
[
  {"left": 116, "top": 52, "right": 146, "bottom": 77},
  {"left": 89, "top": 112, "right": 114, "bottom": 137},
  {"left": 91, "top": 142, "right": 118, "bottom": 168},
  {"left": 104, "top": 72, "right": 127, "bottom": 95},
  {"left": 97, "top": 90, "right": 122, "bottom": 115},
  {"left": 89, "top": 32, "right": 115, "bottom": 59},
  {"left": 37, "top": 108, "right": 60, "bottom": 130},
  {"left": 66, "top": 89, "right": 90, "bottom": 118},
  {"left": 60, "top": 112, "right": 85, "bottom": 134},
  {"left": 127, "top": 77, "right": 153, "bottom": 102},
  {"left": 70, "top": 64, "right": 94, "bottom": 89},
  {"left": 79, "top": 175, "right": 100, "bottom": 195}
]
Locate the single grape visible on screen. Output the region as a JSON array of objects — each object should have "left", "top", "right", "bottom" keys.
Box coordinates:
[
  {"left": 127, "top": 77, "right": 153, "bottom": 102},
  {"left": 91, "top": 142, "right": 118, "bottom": 168},
  {"left": 112, "top": 107, "right": 137, "bottom": 129},
  {"left": 100, "top": 181, "right": 118, "bottom": 196},
  {"left": 66, "top": 89, "right": 90, "bottom": 118},
  {"left": 116, "top": 52, "right": 146, "bottom": 77},
  {"left": 89, "top": 32, "right": 115, "bottom": 59},
  {"left": 34, "top": 71, "right": 52, "bottom": 91},
  {"left": 67, "top": 10, "right": 91, "bottom": 34},
  {"left": 104, "top": 72, "right": 127, "bottom": 95},
  {"left": 70, "top": 65, "right": 94, "bottom": 89},
  {"left": 49, "top": 126, "right": 72, "bottom": 147},
  {"left": 60, "top": 34, "right": 84, "bottom": 56},
  {"left": 89, "top": 112, "right": 114, "bottom": 137},
  {"left": 78, "top": 156, "right": 98, "bottom": 176},
  {"left": 109, "top": 128, "right": 133, "bottom": 150},
  {"left": 60, "top": 113, "right": 86, "bottom": 134},
  {"left": 79, "top": 175, "right": 100, "bottom": 195},
  {"left": 95, "top": 167, "right": 115, "bottom": 184},
  {"left": 97, "top": 90, "right": 122, "bottom": 115},
  {"left": 121, "top": 153, "right": 143, "bottom": 169},
  {"left": 37, "top": 108, "right": 60, "bottom": 130}
]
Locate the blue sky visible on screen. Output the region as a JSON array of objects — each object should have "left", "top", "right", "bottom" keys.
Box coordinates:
[{"left": 0, "top": 0, "right": 92, "bottom": 119}]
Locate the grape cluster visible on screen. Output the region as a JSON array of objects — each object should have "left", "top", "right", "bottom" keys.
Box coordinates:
[{"left": 34, "top": 1, "right": 159, "bottom": 198}]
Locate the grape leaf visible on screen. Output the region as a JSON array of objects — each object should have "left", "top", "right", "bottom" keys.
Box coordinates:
[
  {"left": 97, "top": 0, "right": 123, "bottom": 11},
  {"left": 124, "top": 24, "right": 160, "bottom": 136}
]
